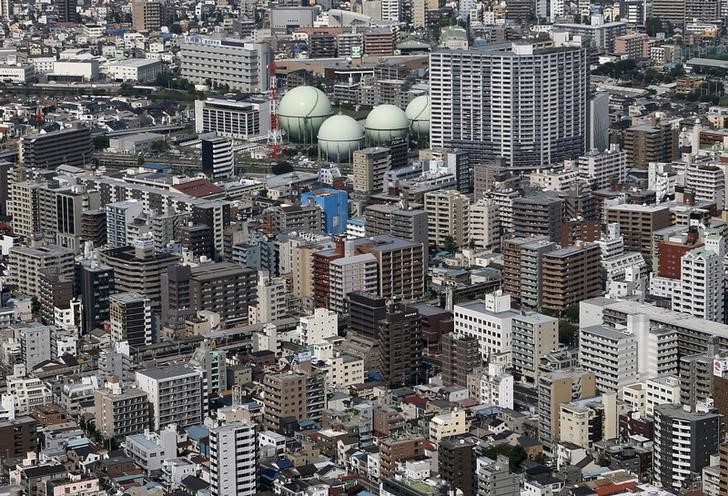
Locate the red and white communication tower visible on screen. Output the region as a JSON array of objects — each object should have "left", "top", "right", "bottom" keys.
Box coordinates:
[{"left": 267, "top": 61, "right": 282, "bottom": 159}]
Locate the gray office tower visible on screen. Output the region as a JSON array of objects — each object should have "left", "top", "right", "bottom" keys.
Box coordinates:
[
  {"left": 79, "top": 260, "right": 114, "bottom": 334},
  {"left": 429, "top": 41, "right": 589, "bottom": 169}
]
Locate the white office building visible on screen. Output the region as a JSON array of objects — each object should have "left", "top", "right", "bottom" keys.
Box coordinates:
[
  {"left": 645, "top": 375, "right": 680, "bottom": 417},
  {"left": 627, "top": 313, "right": 678, "bottom": 380},
  {"left": 298, "top": 307, "right": 338, "bottom": 346},
  {"left": 672, "top": 248, "right": 725, "bottom": 323},
  {"left": 179, "top": 36, "right": 273, "bottom": 92},
  {"left": 125, "top": 426, "right": 177, "bottom": 472},
  {"left": 430, "top": 41, "right": 588, "bottom": 168},
  {"left": 194, "top": 99, "right": 270, "bottom": 140},
  {"left": 454, "top": 291, "right": 516, "bottom": 361},
  {"left": 210, "top": 422, "right": 257, "bottom": 496},
  {"left": 579, "top": 325, "right": 638, "bottom": 393},
  {"left": 479, "top": 362, "right": 514, "bottom": 409}
]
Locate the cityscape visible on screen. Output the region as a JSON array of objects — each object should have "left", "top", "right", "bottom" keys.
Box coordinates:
[{"left": 2, "top": 0, "right": 728, "bottom": 495}]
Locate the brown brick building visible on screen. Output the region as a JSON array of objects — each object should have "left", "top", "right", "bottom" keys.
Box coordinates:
[
  {"left": 624, "top": 122, "right": 679, "bottom": 168},
  {"left": 0, "top": 416, "right": 37, "bottom": 460},
  {"left": 379, "top": 436, "right": 426, "bottom": 477},
  {"left": 541, "top": 242, "right": 601, "bottom": 312}
]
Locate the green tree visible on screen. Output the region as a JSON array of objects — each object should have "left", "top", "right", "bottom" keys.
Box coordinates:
[
  {"left": 482, "top": 444, "right": 528, "bottom": 472},
  {"left": 151, "top": 140, "right": 169, "bottom": 154},
  {"left": 272, "top": 161, "right": 294, "bottom": 175},
  {"left": 93, "top": 135, "right": 109, "bottom": 150},
  {"left": 646, "top": 17, "right": 662, "bottom": 36},
  {"left": 443, "top": 235, "right": 456, "bottom": 253},
  {"left": 559, "top": 320, "right": 578, "bottom": 347}
]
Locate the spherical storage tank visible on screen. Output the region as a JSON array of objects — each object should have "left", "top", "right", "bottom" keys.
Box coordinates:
[
  {"left": 406, "top": 95, "right": 430, "bottom": 137},
  {"left": 318, "top": 114, "right": 364, "bottom": 163},
  {"left": 364, "top": 104, "right": 409, "bottom": 146},
  {"left": 278, "top": 86, "right": 333, "bottom": 143}
]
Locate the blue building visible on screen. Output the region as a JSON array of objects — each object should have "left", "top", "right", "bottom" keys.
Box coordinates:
[{"left": 300, "top": 188, "right": 349, "bottom": 235}]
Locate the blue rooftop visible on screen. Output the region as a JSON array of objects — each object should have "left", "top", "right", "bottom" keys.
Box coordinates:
[{"left": 185, "top": 424, "right": 209, "bottom": 440}]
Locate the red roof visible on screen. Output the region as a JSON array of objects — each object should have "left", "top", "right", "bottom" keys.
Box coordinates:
[
  {"left": 402, "top": 395, "right": 428, "bottom": 406},
  {"left": 173, "top": 179, "right": 224, "bottom": 198},
  {"left": 596, "top": 482, "right": 638, "bottom": 496}
]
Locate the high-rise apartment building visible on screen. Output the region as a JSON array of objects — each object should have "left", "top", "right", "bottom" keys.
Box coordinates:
[
  {"left": 512, "top": 193, "right": 564, "bottom": 242},
  {"left": 624, "top": 122, "right": 679, "bottom": 168},
  {"left": 430, "top": 41, "right": 589, "bottom": 168},
  {"left": 377, "top": 302, "right": 422, "bottom": 386},
  {"left": 136, "top": 365, "right": 203, "bottom": 430},
  {"left": 79, "top": 260, "right": 114, "bottom": 334},
  {"left": 606, "top": 203, "right": 672, "bottom": 259},
  {"left": 7, "top": 244, "right": 75, "bottom": 297},
  {"left": 424, "top": 189, "right": 470, "bottom": 249},
  {"left": 579, "top": 325, "right": 638, "bottom": 393},
  {"left": 363, "top": 204, "right": 428, "bottom": 246},
  {"left": 57, "top": 0, "right": 77, "bottom": 23},
  {"left": 686, "top": 164, "right": 725, "bottom": 208},
  {"left": 653, "top": 404, "right": 720, "bottom": 491},
  {"left": 349, "top": 292, "right": 388, "bottom": 340},
  {"left": 17, "top": 322, "right": 53, "bottom": 371},
  {"left": 106, "top": 200, "right": 144, "bottom": 248},
  {"left": 300, "top": 188, "right": 349, "bottom": 236},
  {"left": 541, "top": 242, "right": 601, "bottom": 312},
  {"left": 7, "top": 181, "right": 41, "bottom": 240},
  {"left": 100, "top": 241, "right": 180, "bottom": 311},
  {"left": 468, "top": 198, "right": 500, "bottom": 251},
  {"left": 110, "top": 292, "right": 152, "bottom": 348},
  {"left": 19, "top": 127, "right": 92, "bottom": 169},
  {"left": 501, "top": 236, "right": 553, "bottom": 306},
  {"left": 249, "top": 272, "right": 288, "bottom": 324},
  {"left": 210, "top": 422, "right": 257, "bottom": 496},
  {"left": 37, "top": 268, "right": 74, "bottom": 326},
  {"left": 201, "top": 137, "right": 234, "bottom": 180},
  {"left": 262, "top": 371, "right": 325, "bottom": 430},
  {"left": 577, "top": 145, "right": 627, "bottom": 190},
  {"left": 94, "top": 379, "right": 151, "bottom": 439},
  {"left": 537, "top": 368, "right": 596, "bottom": 449},
  {"left": 161, "top": 262, "right": 258, "bottom": 329},
  {"left": 352, "top": 147, "right": 391, "bottom": 196},
  {"left": 194, "top": 98, "right": 268, "bottom": 140},
  {"left": 0, "top": 417, "right": 37, "bottom": 460},
  {"left": 439, "top": 436, "right": 477, "bottom": 495},
  {"left": 672, "top": 248, "right": 725, "bottom": 323},
  {"left": 441, "top": 334, "right": 480, "bottom": 388},
  {"left": 511, "top": 312, "right": 558, "bottom": 385},
  {"left": 477, "top": 456, "right": 520, "bottom": 496},
  {"left": 132, "top": 0, "right": 169, "bottom": 31}
]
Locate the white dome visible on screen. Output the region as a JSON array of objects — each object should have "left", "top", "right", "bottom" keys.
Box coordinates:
[
  {"left": 365, "top": 104, "right": 409, "bottom": 145},
  {"left": 278, "top": 86, "right": 333, "bottom": 143},
  {"left": 406, "top": 95, "right": 430, "bottom": 136},
  {"left": 318, "top": 114, "right": 364, "bottom": 163}
]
